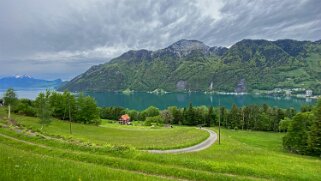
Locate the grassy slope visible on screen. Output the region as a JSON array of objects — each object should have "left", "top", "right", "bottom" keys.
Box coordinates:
[
  {"left": 0, "top": 143, "right": 165, "bottom": 181},
  {"left": 0, "top": 109, "right": 320, "bottom": 180},
  {"left": 8, "top": 115, "right": 209, "bottom": 150}
]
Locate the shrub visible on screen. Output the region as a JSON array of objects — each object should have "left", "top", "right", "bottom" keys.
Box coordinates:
[{"left": 144, "top": 115, "right": 164, "bottom": 126}]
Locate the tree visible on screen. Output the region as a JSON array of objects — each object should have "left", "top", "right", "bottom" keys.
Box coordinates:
[
  {"left": 240, "top": 107, "right": 245, "bottom": 130},
  {"left": 35, "top": 91, "right": 52, "bottom": 129},
  {"left": 206, "top": 106, "right": 215, "bottom": 127},
  {"left": 308, "top": 98, "right": 321, "bottom": 156},
  {"left": 228, "top": 104, "right": 240, "bottom": 129},
  {"left": 76, "top": 94, "right": 100, "bottom": 124},
  {"left": 126, "top": 109, "right": 139, "bottom": 121},
  {"left": 184, "top": 103, "right": 195, "bottom": 125},
  {"left": 15, "top": 98, "right": 36, "bottom": 117},
  {"left": 285, "top": 108, "right": 296, "bottom": 118},
  {"left": 49, "top": 91, "right": 65, "bottom": 119},
  {"left": 142, "top": 106, "right": 160, "bottom": 118},
  {"left": 168, "top": 106, "right": 183, "bottom": 125},
  {"left": 220, "top": 106, "right": 228, "bottom": 128},
  {"left": 3, "top": 88, "right": 18, "bottom": 119},
  {"left": 279, "top": 117, "right": 291, "bottom": 132},
  {"left": 160, "top": 110, "right": 174, "bottom": 125},
  {"left": 283, "top": 112, "right": 313, "bottom": 154},
  {"left": 144, "top": 115, "right": 164, "bottom": 126},
  {"left": 63, "top": 91, "right": 76, "bottom": 134}
]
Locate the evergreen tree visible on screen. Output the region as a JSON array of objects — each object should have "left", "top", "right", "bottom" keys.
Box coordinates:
[
  {"left": 184, "top": 103, "right": 195, "bottom": 125},
  {"left": 206, "top": 106, "right": 215, "bottom": 127},
  {"left": 228, "top": 104, "right": 240, "bottom": 129}
]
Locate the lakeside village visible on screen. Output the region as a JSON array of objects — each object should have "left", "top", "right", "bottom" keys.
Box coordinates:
[
  {"left": 141, "top": 80, "right": 320, "bottom": 100},
  {"left": 123, "top": 87, "right": 320, "bottom": 100}
]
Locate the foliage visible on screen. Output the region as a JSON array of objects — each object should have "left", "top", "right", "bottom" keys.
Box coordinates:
[
  {"left": 35, "top": 91, "right": 52, "bottom": 128},
  {"left": 278, "top": 117, "right": 291, "bottom": 132},
  {"left": 142, "top": 106, "right": 160, "bottom": 119},
  {"left": 307, "top": 99, "right": 321, "bottom": 156},
  {"left": 3, "top": 88, "right": 18, "bottom": 107},
  {"left": 144, "top": 115, "right": 164, "bottom": 126},
  {"left": 76, "top": 93, "right": 100, "bottom": 125},
  {"left": 283, "top": 98, "right": 321, "bottom": 156},
  {"left": 206, "top": 106, "right": 215, "bottom": 127},
  {"left": 100, "top": 107, "right": 125, "bottom": 120},
  {"left": 14, "top": 98, "right": 36, "bottom": 117},
  {"left": 160, "top": 110, "right": 173, "bottom": 125},
  {"left": 12, "top": 90, "right": 100, "bottom": 125}
]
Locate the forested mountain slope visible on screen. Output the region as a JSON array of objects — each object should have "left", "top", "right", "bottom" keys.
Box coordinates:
[{"left": 59, "top": 39, "right": 321, "bottom": 94}]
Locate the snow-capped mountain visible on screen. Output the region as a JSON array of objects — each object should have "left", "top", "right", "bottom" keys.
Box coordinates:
[{"left": 0, "top": 75, "right": 63, "bottom": 90}]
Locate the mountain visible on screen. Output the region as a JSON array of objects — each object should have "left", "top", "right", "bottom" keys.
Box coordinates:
[
  {"left": 59, "top": 39, "right": 321, "bottom": 94},
  {"left": 0, "top": 75, "right": 63, "bottom": 90}
]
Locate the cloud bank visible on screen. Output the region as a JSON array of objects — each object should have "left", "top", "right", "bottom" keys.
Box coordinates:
[{"left": 0, "top": 0, "right": 320, "bottom": 79}]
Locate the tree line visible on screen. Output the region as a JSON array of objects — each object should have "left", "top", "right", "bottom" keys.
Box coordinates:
[
  {"left": 2, "top": 88, "right": 100, "bottom": 128},
  {"left": 101, "top": 102, "right": 299, "bottom": 132}
]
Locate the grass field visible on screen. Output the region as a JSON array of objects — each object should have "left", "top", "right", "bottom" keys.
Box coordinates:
[
  {"left": 1, "top": 108, "right": 321, "bottom": 180},
  {"left": 3, "top": 113, "right": 209, "bottom": 150}
]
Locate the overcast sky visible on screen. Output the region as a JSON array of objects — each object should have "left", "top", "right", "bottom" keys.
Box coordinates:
[{"left": 0, "top": 0, "right": 320, "bottom": 80}]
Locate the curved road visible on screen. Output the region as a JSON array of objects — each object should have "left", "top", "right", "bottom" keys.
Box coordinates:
[{"left": 147, "top": 128, "right": 217, "bottom": 154}]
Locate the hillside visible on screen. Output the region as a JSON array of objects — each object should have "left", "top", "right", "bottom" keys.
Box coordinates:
[
  {"left": 0, "top": 75, "right": 63, "bottom": 90},
  {"left": 1, "top": 108, "right": 321, "bottom": 180},
  {"left": 59, "top": 39, "right": 321, "bottom": 94}
]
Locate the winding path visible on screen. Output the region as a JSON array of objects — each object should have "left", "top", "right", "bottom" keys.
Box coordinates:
[{"left": 147, "top": 128, "right": 217, "bottom": 154}]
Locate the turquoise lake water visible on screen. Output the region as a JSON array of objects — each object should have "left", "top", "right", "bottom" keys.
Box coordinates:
[
  {"left": 0, "top": 89, "right": 315, "bottom": 110},
  {"left": 85, "top": 92, "right": 315, "bottom": 110}
]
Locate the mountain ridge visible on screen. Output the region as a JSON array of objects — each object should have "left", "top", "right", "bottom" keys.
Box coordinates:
[
  {"left": 0, "top": 75, "right": 63, "bottom": 90},
  {"left": 59, "top": 39, "right": 321, "bottom": 94}
]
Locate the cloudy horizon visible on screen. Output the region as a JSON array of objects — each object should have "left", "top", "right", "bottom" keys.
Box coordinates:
[{"left": 1, "top": 0, "right": 320, "bottom": 80}]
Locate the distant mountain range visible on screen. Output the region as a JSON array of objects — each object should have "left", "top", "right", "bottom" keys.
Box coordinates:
[
  {"left": 0, "top": 75, "right": 63, "bottom": 90},
  {"left": 59, "top": 39, "right": 321, "bottom": 94}
]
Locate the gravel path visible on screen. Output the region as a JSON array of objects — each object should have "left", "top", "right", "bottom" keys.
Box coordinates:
[{"left": 147, "top": 128, "right": 217, "bottom": 154}]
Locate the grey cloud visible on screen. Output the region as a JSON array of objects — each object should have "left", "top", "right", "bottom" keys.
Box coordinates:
[{"left": 0, "top": 0, "right": 320, "bottom": 79}]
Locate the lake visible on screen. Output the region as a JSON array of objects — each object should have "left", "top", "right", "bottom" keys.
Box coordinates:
[
  {"left": 85, "top": 91, "right": 315, "bottom": 110},
  {"left": 0, "top": 89, "right": 315, "bottom": 110}
]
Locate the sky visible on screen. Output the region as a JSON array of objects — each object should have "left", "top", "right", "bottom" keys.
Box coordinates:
[{"left": 0, "top": 0, "right": 320, "bottom": 80}]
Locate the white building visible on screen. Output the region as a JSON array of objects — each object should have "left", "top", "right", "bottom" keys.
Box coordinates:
[
  {"left": 306, "top": 90, "right": 313, "bottom": 97},
  {"left": 285, "top": 90, "right": 292, "bottom": 96}
]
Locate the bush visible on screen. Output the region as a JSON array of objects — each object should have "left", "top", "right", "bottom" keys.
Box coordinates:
[
  {"left": 144, "top": 115, "right": 164, "bottom": 126},
  {"left": 14, "top": 99, "right": 37, "bottom": 117}
]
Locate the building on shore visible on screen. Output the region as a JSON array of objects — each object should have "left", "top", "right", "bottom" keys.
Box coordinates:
[
  {"left": 306, "top": 90, "right": 313, "bottom": 97},
  {"left": 285, "top": 90, "right": 292, "bottom": 96}
]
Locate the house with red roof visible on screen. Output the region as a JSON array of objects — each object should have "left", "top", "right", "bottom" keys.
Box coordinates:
[{"left": 119, "top": 114, "right": 131, "bottom": 125}]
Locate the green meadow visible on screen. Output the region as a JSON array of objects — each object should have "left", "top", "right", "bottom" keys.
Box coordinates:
[
  {"left": 0, "top": 108, "right": 320, "bottom": 181},
  {"left": 4, "top": 113, "right": 209, "bottom": 150}
]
